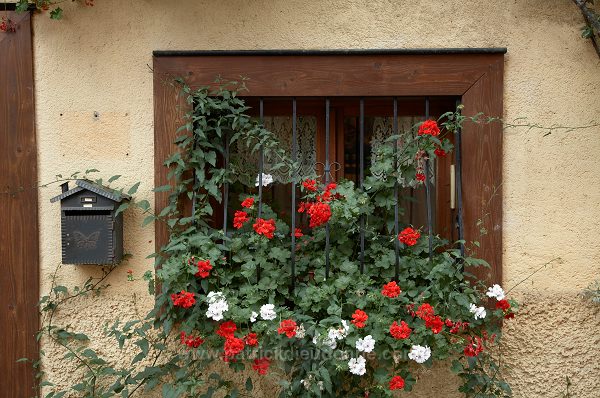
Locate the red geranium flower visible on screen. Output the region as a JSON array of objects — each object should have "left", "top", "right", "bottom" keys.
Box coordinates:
[
  {"left": 389, "top": 321, "right": 411, "bottom": 339},
  {"left": 416, "top": 172, "right": 426, "bottom": 182},
  {"left": 297, "top": 201, "right": 311, "bottom": 213},
  {"left": 308, "top": 201, "right": 331, "bottom": 228},
  {"left": 351, "top": 309, "right": 368, "bottom": 329},
  {"left": 170, "top": 290, "right": 196, "bottom": 308},
  {"left": 216, "top": 321, "right": 237, "bottom": 339},
  {"left": 241, "top": 197, "right": 254, "bottom": 208},
  {"left": 496, "top": 299, "right": 511, "bottom": 311},
  {"left": 464, "top": 336, "right": 484, "bottom": 357},
  {"left": 425, "top": 315, "right": 444, "bottom": 334},
  {"left": 325, "top": 183, "right": 337, "bottom": 191},
  {"left": 389, "top": 375, "right": 405, "bottom": 390},
  {"left": 382, "top": 281, "right": 402, "bottom": 298},
  {"left": 293, "top": 228, "right": 303, "bottom": 238},
  {"left": 418, "top": 120, "right": 440, "bottom": 136},
  {"left": 277, "top": 319, "right": 297, "bottom": 338},
  {"left": 434, "top": 147, "right": 447, "bottom": 157},
  {"left": 252, "top": 357, "right": 271, "bottom": 375},
  {"left": 195, "top": 259, "right": 213, "bottom": 278},
  {"left": 505, "top": 312, "right": 515, "bottom": 320},
  {"left": 180, "top": 331, "right": 204, "bottom": 348},
  {"left": 244, "top": 332, "right": 259, "bottom": 347},
  {"left": 398, "top": 227, "right": 421, "bottom": 246},
  {"left": 224, "top": 337, "right": 245, "bottom": 358},
  {"left": 253, "top": 218, "right": 276, "bottom": 239},
  {"left": 302, "top": 179, "right": 318, "bottom": 192},
  {"left": 233, "top": 210, "right": 250, "bottom": 229},
  {"left": 415, "top": 303, "right": 434, "bottom": 321}
]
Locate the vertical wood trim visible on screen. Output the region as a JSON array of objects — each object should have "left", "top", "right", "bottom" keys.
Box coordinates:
[
  {"left": 153, "top": 60, "right": 191, "bottom": 256},
  {"left": 461, "top": 58, "right": 504, "bottom": 284},
  {"left": 0, "top": 11, "right": 39, "bottom": 398}
]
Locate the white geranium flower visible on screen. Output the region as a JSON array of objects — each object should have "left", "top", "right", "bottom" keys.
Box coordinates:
[
  {"left": 250, "top": 311, "right": 258, "bottom": 323},
  {"left": 408, "top": 345, "right": 431, "bottom": 364},
  {"left": 260, "top": 303, "right": 277, "bottom": 320},
  {"left": 255, "top": 173, "right": 274, "bottom": 187},
  {"left": 356, "top": 335, "right": 376, "bottom": 353},
  {"left": 296, "top": 324, "right": 306, "bottom": 339},
  {"left": 205, "top": 291, "right": 228, "bottom": 321},
  {"left": 348, "top": 355, "right": 367, "bottom": 376},
  {"left": 323, "top": 335, "right": 338, "bottom": 349},
  {"left": 469, "top": 303, "right": 487, "bottom": 320},
  {"left": 486, "top": 284, "right": 506, "bottom": 301}
]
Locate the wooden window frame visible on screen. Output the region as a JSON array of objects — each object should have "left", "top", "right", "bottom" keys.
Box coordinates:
[{"left": 152, "top": 49, "right": 504, "bottom": 284}]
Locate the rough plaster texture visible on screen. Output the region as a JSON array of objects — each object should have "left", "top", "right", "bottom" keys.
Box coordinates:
[{"left": 33, "top": 0, "right": 600, "bottom": 396}]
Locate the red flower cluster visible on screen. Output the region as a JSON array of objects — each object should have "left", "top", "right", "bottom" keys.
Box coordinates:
[
  {"left": 398, "top": 227, "right": 421, "bottom": 246},
  {"left": 389, "top": 375, "right": 405, "bottom": 390},
  {"left": 195, "top": 259, "right": 213, "bottom": 278},
  {"left": 0, "top": 17, "right": 16, "bottom": 33},
  {"left": 253, "top": 218, "right": 276, "bottom": 239},
  {"left": 293, "top": 228, "right": 303, "bottom": 238},
  {"left": 252, "top": 357, "right": 271, "bottom": 375},
  {"left": 389, "top": 321, "right": 411, "bottom": 339},
  {"left": 244, "top": 332, "right": 259, "bottom": 347},
  {"left": 446, "top": 319, "right": 469, "bottom": 334},
  {"left": 307, "top": 201, "right": 332, "bottom": 228},
  {"left": 170, "top": 291, "right": 196, "bottom": 308},
  {"left": 416, "top": 172, "right": 426, "bottom": 182},
  {"left": 496, "top": 299, "right": 515, "bottom": 319},
  {"left": 464, "top": 336, "right": 484, "bottom": 357},
  {"left": 180, "top": 331, "right": 204, "bottom": 348},
  {"left": 241, "top": 197, "right": 255, "bottom": 208},
  {"left": 224, "top": 337, "right": 245, "bottom": 358},
  {"left": 415, "top": 303, "right": 444, "bottom": 334},
  {"left": 351, "top": 309, "right": 368, "bottom": 328},
  {"left": 233, "top": 210, "right": 250, "bottom": 229},
  {"left": 277, "top": 319, "right": 297, "bottom": 338},
  {"left": 216, "top": 321, "right": 237, "bottom": 339},
  {"left": 302, "top": 179, "right": 318, "bottom": 192},
  {"left": 434, "top": 147, "right": 447, "bottom": 157},
  {"left": 418, "top": 120, "right": 440, "bottom": 136},
  {"left": 382, "top": 281, "right": 402, "bottom": 298}
]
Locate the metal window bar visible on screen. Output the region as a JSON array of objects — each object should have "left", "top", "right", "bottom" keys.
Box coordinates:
[
  {"left": 290, "top": 98, "right": 297, "bottom": 293},
  {"left": 223, "top": 130, "right": 229, "bottom": 235},
  {"left": 424, "top": 97, "right": 434, "bottom": 260},
  {"left": 257, "top": 98, "right": 264, "bottom": 282},
  {"left": 325, "top": 98, "right": 331, "bottom": 279},
  {"left": 359, "top": 98, "right": 365, "bottom": 274},
  {"left": 393, "top": 97, "right": 401, "bottom": 280},
  {"left": 454, "top": 98, "right": 465, "bottom": 258}
]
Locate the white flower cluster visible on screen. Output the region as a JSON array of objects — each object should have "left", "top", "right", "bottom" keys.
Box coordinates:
[
  {"left": 408, "top": 345, "right": 431, "bottom": 364},
  {"left": 314, "top": 321, "right": 350, "bottom": 349},
  {"left": 355, "top": 335, "right": 376, "bottom": 353},
  {"left": 486, "top": 284, "right": 506, "bottom": 301},
  {"left": 348, "top": 355, "right": 367, "bottom": 375},
  {"left": 469, "top": 303, "right": 487, "bottom": 320},
  {"left": 250, "top": 311, "right": 258, "bottom": 323},
  {"left": 260, "top": 304, "right": 277, "bottom": 320},
  {"left": 205, "top": 291, "right": 228, "bottom": 321},
  {"left": 255, "top": 173, "right": 274, "bottom": 187},
  {"left": 296, "top": 324, "right": 306, "bottom": 339}
]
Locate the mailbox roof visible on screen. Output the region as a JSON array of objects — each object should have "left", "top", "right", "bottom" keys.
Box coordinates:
[{"left": 50, "top": 179, "right": 131, "bottom": 203}]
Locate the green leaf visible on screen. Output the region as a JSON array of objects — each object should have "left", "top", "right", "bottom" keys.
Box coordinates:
[
  {"left": 245, "top": 377, "right": 253, "bottom": 391},
  {"left": 50, "top": 7, "right": 63, "bottom": 19},
  {"left": 115, "top": 202, "right": 129, "bottom": 217},
  {"left": 153, "top": 184, "right": 172, "bottom": 192},
  {"left": 128, "top": 182, "right": 141, "bottom": 196},
  {"left": 108, "top": 175, "right": 122, "bottom": 183}
]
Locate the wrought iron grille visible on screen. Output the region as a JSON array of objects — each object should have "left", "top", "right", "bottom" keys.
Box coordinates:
[{"left": 212, "top": 96, "right": 465, "bottom": 293}]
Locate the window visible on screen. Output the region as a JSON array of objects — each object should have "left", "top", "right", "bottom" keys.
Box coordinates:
[{"left": 153, "top": 50, "right": 504, "bottom": 284}]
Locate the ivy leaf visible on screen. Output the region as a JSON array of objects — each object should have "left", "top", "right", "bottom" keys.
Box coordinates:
[
  {"left": 245, "top": 377, "right": 253, "bottom": 391},
  {"left": 128, "top": 182, "right": 141, "bottom": 196},
  {"left": 108, "top": 175, "right": 122, "bottom": 183},
  {"left": 50, "top": 7, "right": 63, "bottom": 20}
]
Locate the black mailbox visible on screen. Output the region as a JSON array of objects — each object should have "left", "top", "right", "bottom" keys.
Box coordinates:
[{"left": 50, "top": 179, "right": 130, "bottom": 264}]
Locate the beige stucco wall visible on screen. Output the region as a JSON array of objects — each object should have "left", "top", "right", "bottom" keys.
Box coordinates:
[{"left": 33, "top": 0, "right": 600, "bottom": 396}]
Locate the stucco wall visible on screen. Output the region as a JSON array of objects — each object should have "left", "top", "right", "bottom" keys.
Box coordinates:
[{"left": 33, "top": 0, "right": 600, "bottom": 396}]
